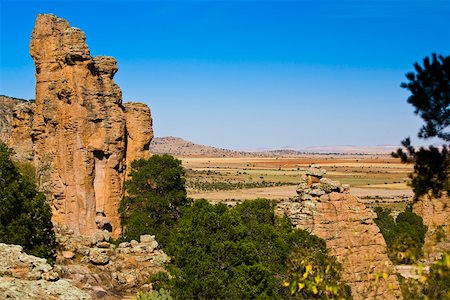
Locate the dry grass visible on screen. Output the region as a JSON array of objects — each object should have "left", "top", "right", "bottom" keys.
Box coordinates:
[{"left": 179, "top": 155, "right": 414, "bottom": 209}]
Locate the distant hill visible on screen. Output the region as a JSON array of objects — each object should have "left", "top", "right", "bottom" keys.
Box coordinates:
[
  {"left": 149, "top": 136, "right": 253, "bottom": 157},
  {"left": 149, "top": 136, "right": 396, "bottom": 157}
]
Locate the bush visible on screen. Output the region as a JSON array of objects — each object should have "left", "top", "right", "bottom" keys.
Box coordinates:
[
  {"left": 132, "top": 289, "right": 173, "bottom": 300},
  {"left": 119, "top": 155, "right": 191, "bottom": 246},
  {"left": 0, "top": 143, "right": 56, "bottom": 260},
  {"left": 399, "top": 252, "right": 450, "bottom": 299},
  {"left": 374, "top": 206, "right": 427, "bottom": 264},
  {"left": 154, "top": 198, "right": 350, "bottom": 299}
]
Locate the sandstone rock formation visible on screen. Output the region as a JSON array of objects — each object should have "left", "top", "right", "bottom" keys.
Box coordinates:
[
  {"left": 27, "top": 14, "right": 153, "bottom": 237},
  {"left": 277, "top": 165, "right": 402, "bottom": 300},
  {"left": 413, "top": 193, "right": 450, "bottom": 264},
  {"left": 0, "top": 96, "right": 34, "bottom": 161},
  {"left": 55, "top": 226, "right": 168, "bottom": 298},
  {"left": 0, "top": 243, "right": 91, "bottom": 300},
  {"left": 124, "top": 102, "right": 153, "bottom": 177}
]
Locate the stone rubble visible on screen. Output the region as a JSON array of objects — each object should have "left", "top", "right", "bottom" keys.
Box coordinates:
[
  {"left": 54, "top": 226, "right": 168, "bottom": 298},
  {"left": 0, "top": 243, "right": 91, "bottom": 300}
]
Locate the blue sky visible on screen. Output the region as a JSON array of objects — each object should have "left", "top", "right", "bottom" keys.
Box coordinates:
[{"left": 1, "top": 0, "right": 449, "bottom": 150}]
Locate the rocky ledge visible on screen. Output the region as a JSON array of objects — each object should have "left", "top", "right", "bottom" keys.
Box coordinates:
[
  {"left": 0, "top": 243, "right": 91, "bottom": 300},
  {"left": 55, "top": 226, "right": 168, "bottom": 299}
]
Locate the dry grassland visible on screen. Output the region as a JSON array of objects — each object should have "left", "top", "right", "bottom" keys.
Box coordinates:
[{"left": 179, "top": 155, "right": 414, "bottom": 210}]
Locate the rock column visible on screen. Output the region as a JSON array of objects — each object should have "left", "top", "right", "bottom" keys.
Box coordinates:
[
  {"left": 277, "top": 165, "right": 402, "bottom": 299},
  {"left": 29, "top": 14, "right": 153, "bottom": 237}
]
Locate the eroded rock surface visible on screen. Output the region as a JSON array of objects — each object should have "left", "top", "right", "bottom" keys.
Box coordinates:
[
  {"left": 0, "top": 243, "right": 91, "bottom": 300},
  {"left": 0, "top": 96, "right": 34, "bottom": 161},
  {"left": 27, "top": 14, "right": 152, "bottom": 237},
  {"left": 55, "top": 226, "right": 168, "bottom": 298},
  {"left": 413, "top": 193, "right": 450, "bottom": 264},
  {"left": 124, "top": 102, "right": 153, "bottom": 177},
  {"left": 277, "top": 165, "right": 402, "bottom": 300}
]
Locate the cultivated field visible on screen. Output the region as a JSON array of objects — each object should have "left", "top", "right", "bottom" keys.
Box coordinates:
[{"left": 180, "top": 154, "right": 414, "bottom": 210}]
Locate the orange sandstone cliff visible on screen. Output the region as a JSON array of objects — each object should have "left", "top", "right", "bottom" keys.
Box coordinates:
[{"left": 23, "top": 14, "right": 153, "bottom": 237}]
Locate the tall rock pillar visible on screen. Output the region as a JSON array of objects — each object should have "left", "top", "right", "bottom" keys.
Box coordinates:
[{"left": 29, "top": 14, "right": 152, "bottom": 237}]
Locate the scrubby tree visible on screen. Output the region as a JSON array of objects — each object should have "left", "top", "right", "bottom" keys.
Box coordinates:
[
  {"left": 0, "top": 143, "right": 56, "bottom": 259},
  {"left": 119, "top": 154, "right": 191, "bottom": 245},
  {"left": 393, "top": 54, "right": 449, "bottom": 198}
]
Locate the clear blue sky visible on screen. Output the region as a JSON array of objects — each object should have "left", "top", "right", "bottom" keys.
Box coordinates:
[{"left": 1, "top": 0, "right": 449, "bottom": 150}]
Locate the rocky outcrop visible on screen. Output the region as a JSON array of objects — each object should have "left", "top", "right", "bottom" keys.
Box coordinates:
[
  {"left": 0, "top": 96, "right": 34, "bottom": 161},
  {"left": 55, "top": 226, "right": 168, "bottom": 298},
  {"left": 277, "top": 165, "right": 402, "bottom": 300},
  {"left": 413, "top": 193, "right": 450, "bottom": 264},
  {"left": 0, "top": 243, "right": 91, "bottom": 299},
  {"left": 28, "top": 14, "right": 153, "bottom": 237},
  {"left": 124, "top": 102, "right": 153, "bottom": 177}
]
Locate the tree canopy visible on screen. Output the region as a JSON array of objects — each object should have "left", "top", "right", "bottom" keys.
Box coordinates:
[
  {"left": 401, "top": 54, "right": 449, "bottom": 141},
  {"left": 374, "top": 205, "right": 427, "bottom": 264},
  {"left": 393, "top": 54, "right": 450, "bottom": 198},
  {"left": 154, "top": 199, "right": 351, "bottom": 299},
  {"left": 119, "top": 154, "right": 191, "bottom": 245},
  {"left": 0, "top": 143, "right": 56, "bottom": 260}
]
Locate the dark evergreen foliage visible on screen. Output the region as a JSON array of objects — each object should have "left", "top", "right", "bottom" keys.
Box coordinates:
[
  {"left": 374, "top": 206, "right": 427, "bottom": 264},
  {"left": 393, "top": 138, "right": 449, "bottom": 198},
  {"left": 0, "top": 143, "right": 56, "bottom": 260},
  {"left": 393, "top": 54, "right": 450, "bottom": 198},
  {"left": 154, "top": 199, "right": 350, "bottom": 299},
  {"left": 119, "top": 154, "right": 191, "bottom": 246},
  {"left": 401, "top": 54, "right": 450, "bottom": 141}
]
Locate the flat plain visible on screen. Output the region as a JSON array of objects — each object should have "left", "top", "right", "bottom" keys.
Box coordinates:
[{"left": 180, "top": 154, "right": 414, "bottom": 210}]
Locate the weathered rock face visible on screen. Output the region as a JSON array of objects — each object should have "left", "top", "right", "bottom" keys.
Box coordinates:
[
  {"left": 55, "top": 226, "right": 168, "bottom": 298},
  {"left": 0, "top": 96, "right": 34, "bottom": 161},
  {"left": 124, "top": 102, "right": 153, "bottom": 177},
  {"left": 0, "top": 243, "right": 91, "bottom": 300},
  {"left": 28, "top": 14, "right": 153, "bottom": 237},
  {"left": 413, "top": 193, "right": 450, "bottom": 264},
  {"left": 277, "top": 165, "right": 402, "bottom": 300}
]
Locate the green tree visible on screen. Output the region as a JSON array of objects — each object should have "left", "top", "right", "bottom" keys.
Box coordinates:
[
  {"left": 374, "top": 206, "right": 427, "bottom": 264},
  {"left": 401, "top": 54, "right": 449, "bottom": 141},
  {"left": 154, "top": 199, "right": 350, "bottom": 299},
  {"left": 119, "top": 154, "right": 191, "bottom": 245},
  {"left": 393, "top": 54, "right": 450, "bottom": 198},
  {"left": 0, "top": 143, "right": 56, "bottom": 260},
  {"left": 393, "top": 138, "right": 449, "bottom": 198}
]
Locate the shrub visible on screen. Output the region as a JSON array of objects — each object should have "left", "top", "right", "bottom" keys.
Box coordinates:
[
  {"left": 132, "top": 289, "right": 173, "bottom": 300},
  {"left": 374, "top": 206, "right": 427, "bottom": 264},
  {"left": 399, "top": 252, "right": 450, "bottom": 299},
  {"left": 0, "top": 143, "right": 56, "bottom": 260}
]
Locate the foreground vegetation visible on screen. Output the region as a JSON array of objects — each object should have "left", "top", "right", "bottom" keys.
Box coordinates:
[
  {"left": 154, "top": 199, "right": 351, "bottom": 299},
  {"left": 0, "top": 143, "right": 56, "bottom": 260},
  {"left": 122, "top": 155, "right": 350, "bottom": 299},
  {"left": 399, "top": 252, "right": 450, "bottom": 300}
]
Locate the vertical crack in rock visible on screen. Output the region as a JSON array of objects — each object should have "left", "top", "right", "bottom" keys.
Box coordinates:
[{"left": 28, "top": 14, "right": 153, "bottom": 237}]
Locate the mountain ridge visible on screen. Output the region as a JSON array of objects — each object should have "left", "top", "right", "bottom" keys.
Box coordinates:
[{"left": 149, "top": 136, "right": 397, "bottom": 156}]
